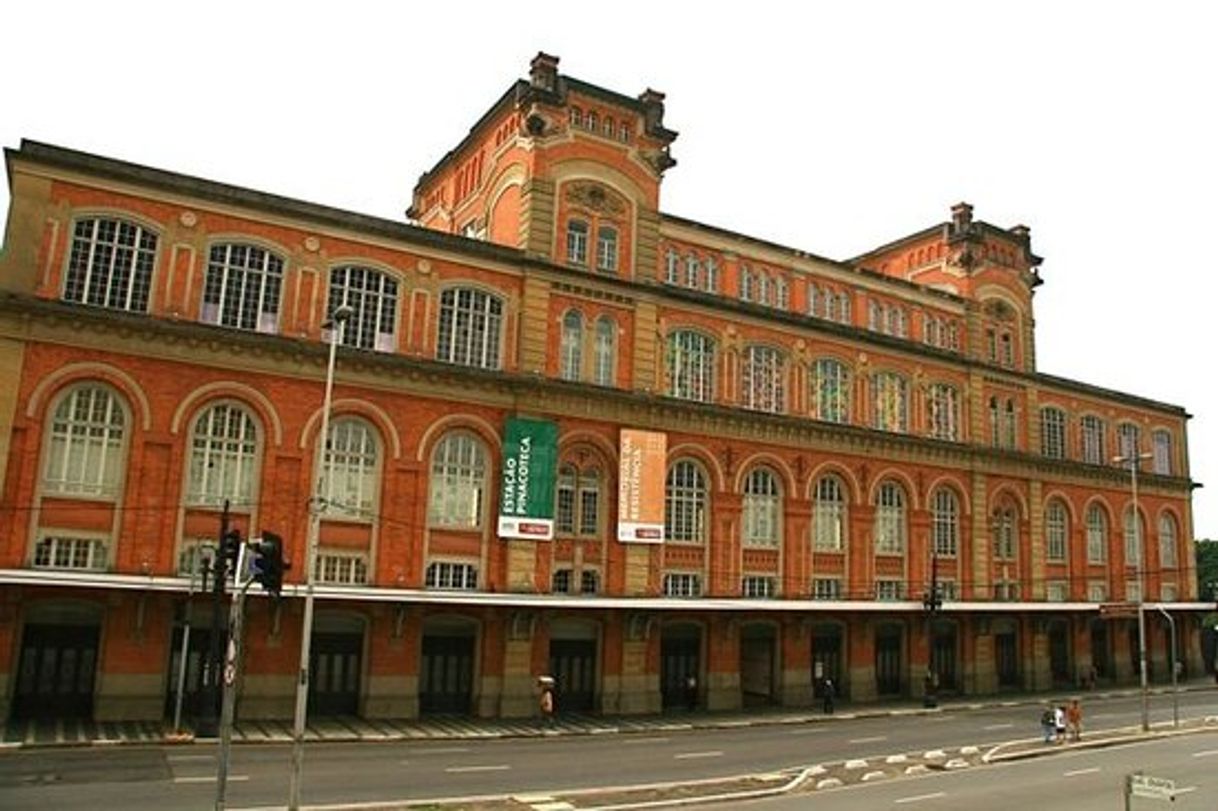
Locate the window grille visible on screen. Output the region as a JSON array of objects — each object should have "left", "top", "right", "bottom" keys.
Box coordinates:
[
  {"left": 811, "top": 359, "right": 850, "bottom": 424},
  {"left": 425, "top": 561, "right": 478, "bottom": 590},
  {"left": 1046, "top": 501, "right": 1068, "bottom": 561},
  {"left": 43, "top": 386, "right": 126, "bottom": 497},
  {"left": 742, "top": 576, "right": 774, "bottom": 598},
  {"left": 560, "top": 310, "right": 583, "bottom": 381},
  {"left": 665, "top": 460, "right": 707, "bottom": 543},
  {"left": 328, "top": 266, "right": 398, "bottom": 352},
  {"left": 663, "top": 572, "right": 702, "bottom": 597},
  {"left": 1086, "top": 505, "right": 1108, "bottom": 563},
  {"left": 428, "top": 433, "right": 486, "bottom": 528},
  {"left": 741, "top": 345, "right": 785, "bottom": 413},
  {"left": 65, "top": 217, "right": 157, "bottom": 312},
  {"left": 33, "top": 536, "right": 107, "bottom": 571},
  {"left": 932, "top": 489, "right": 958, "bottom": 556},
  {"left": 875, "top": 481, "right": 906, "bottom": 554},
  {"left": 742, "top": 467, "right": 780, "bottom": 547},
  {"left": 187, "top": 403, "right": 258, "bottom": 506},
  {"left": 666, "top": 331, "right": 716, "bottom": 402},
  {"left": 202, "top": 243, "right": 283, "bottom": 332},
  {"left": 436, "top": 287, "right": 503, "bottom": 369},
  {"left": 813, "top": 477, "right": 845, "bottom": 551},
  {"left": 318, "top": 553, "right": 369, "bottom": 585}
]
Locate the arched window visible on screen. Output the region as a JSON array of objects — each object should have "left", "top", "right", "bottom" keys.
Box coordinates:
[
  {"left": 684, "top": 255, "right": 701, "bottom": 288},
  {"left": 665, "top": 249, "right": 680, "bottom": 284},
  {"left": 1159, "top": 513, "right": 1178, "bottom": 568},
  {"left": 1152, "top": 429, "right": 1173, "bottom": 475},
  {"left": 811, "top": 358, "right": 850, "bottom": 424},
  {"left": 65, "top": 217, "right": 157, "bottom": 312},
  {"left": 1081, "top": 415, "right": 1106, "bottom": 464},
  {"left": 924, "top": 316, "right": 940, "bottom": 347},
  {"left": 586, "top": 110, "right": 598, "bottom": 131},
  {"left": 328, "top": 265, "right": 399, "bottom": 352},
  {"left": 428, "top": 432, "right": 487, "bottom": 529},
  {"left": 566, "top": 219, "right": 589, "bottom": 265},
  {"left": 989, "top": 397, "right": 1001, "bottom": 446},
  {"left": 872, "top": 372, "right": 908, "bottom": 432},
  {"left": 739, "top": 266, "right": 754, "bottom": 302},
  {"left": 1003, "top": 399, "right": 1017, "bottom": 449},
  {"left": 927, "top": 383, "right": 959, "bottom": 441},
  {"left": 1117, "top": 423, "right": 1141, "bottom": 462},
  {"left": 875, "top": 481, "right": 906, "bottom": 554},
  {"left": 319, "top": 417, "right": 379, "bottom": 519},
  {"left": 569, "top": 107, "right": 582, "bottom": 126},
  {"left": 593, "top": 316, "right": 616, "bottom": 386},
  {"left": 436, "top": 287, "right": 503, "bottom": 369},
  {"left": 992, "top": 505, "right": 1017, "bottom": 560},
  {"left": 932, "top": 488, "right": 958, "bottom": 556},
  {"left": 187, "top": 403, "right": 259, "bottom": 506},
  {"left": 602, "top": 116, "right": 615, "bottom": 137},
  {"left": 775, "top": 278, "right": 790, "bottom": 310},
  {"left": 1046, "top": 500, "right": 1068, "bottom": 561},
  {"left": 743, "top": 467, "right": 781, "bottom": 547},
  {"left": 203, "top": 242, "right": 284, "bottom": 332},
  {"left": 596, "top": 227, "right": 618, "bottom": 273},
  {"left": 665, "top": 460, "right": 707, "bottom": 543},
  {"left": 704, "top": 257, "right": 720, "bottom": 293},
  {"left": 1086, "top": 504, "right": 1108, "bottom": 563},
  {"left": 807, "top": 284, "right": 821, "bottom": 318},
  {"left": 837, "top": 292, "right": 852, "bottom": 324},
  {"left": 741, "top": 345, "right": 785, "bottom": 413},
  {"left": 868, "top": 301, "right": 882, "bottom": 331},
  {"left": 1123, "top": 506, "right": 1143, "bottom": 566},
  {"left": 1040, "top": 406, "right": 1066, "bottom": 458},
  {"left": 666, "top": 330, "right": 716, "bottom": 402},
  {"left": 43, "top": 385, "right": 127, "bottom": 497},
  {"left": 813, "top": 476, "right": 846, "bottom": 551},
  {"left": 757, "top": 273, "right": 771, "bottom": 305},
  {"left": 556, "top": 464, "right": 601, "bottom": 536},
  {"left": 560, "top": 310, "right": 583, "bottom": 381}
]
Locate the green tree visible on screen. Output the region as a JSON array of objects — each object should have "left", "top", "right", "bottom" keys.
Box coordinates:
[{"left": 1197, "top": 539, "right": 1218, "bottom": 601}]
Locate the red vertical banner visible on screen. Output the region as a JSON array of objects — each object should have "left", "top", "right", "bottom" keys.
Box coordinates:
[{"left": 617, "top": 428, "right": 667, "bottom": 543}]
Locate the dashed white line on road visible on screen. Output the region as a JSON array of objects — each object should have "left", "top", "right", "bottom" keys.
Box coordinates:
[
  {"left": 788, "top": 727, "right": 828, "bottom": 735},
  {"left": 850, "top": 735, "right": 888, "bottom": 744},
  {"left": 674, "top": 751, "right": 723, "bottom": 759},
  {"left": 895, "top": 791, "right": 946, "bottom": 804},
  {"left": 1192, "top": 749, "right": 1218, "bottom": 758},
  {"left": 445, "top": 764, "right": 511, "bottom": 773},
  {"left": 1064, "top": 767, "right": 1100, "bottom": 777},
  {"left": 983, "top": 723, "right": 1014, "bottom": 730},
  {"left": 174, "top": 775, "right": 249, "bottom": 783},
  {"left": 622, "top": 736, "right": 671, "bottom": 744},
  {"left": 167, "top": 754, "right": 213, "bottom": 762},
  {"left": 413, "top": 746, "right": 470, "bottom": 754}
]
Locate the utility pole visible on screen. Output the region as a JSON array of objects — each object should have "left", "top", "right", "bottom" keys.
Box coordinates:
[
  {"left": 215, "top": 541, "right": 251, "bottom": 811},
  {"left": 923, "top": 550, "right": 941, "bottom": 708},
  {"left": 198, "top": 500, "right": 230, "bottom": 739}
]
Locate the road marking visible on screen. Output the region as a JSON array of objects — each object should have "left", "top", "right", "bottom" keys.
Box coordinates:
[
  {"left": 895, "top": 791, "right": 946, "bottom": 804},
  {"left": 414, "top": 746, "right": 470, "bottom": 754},
  {"left": 674, "top": 751, "right": 723, "bottom": 759},
  {"left": 167, "top": 754, "right": 214, "bottom": 762},
  {"left": 174, "top": 775, "right": 249, "bottom": 783},
  {"left": 849, "top": 735, "right": 888, "bottom": 744},
  {"left": 1065, "top": 768, "right": 1100, "bottom": 777},
  {"left": 1175, "top": 786, "right": 1197, "bottom": 796},
  {"left": 1192, "top": 749, "right": 1218, "bottom": 758},
  {"left": 788, "top": 727, "right": 827, "bottom": 735},
  {"left": 1090, "top": 712, "right": 1114, "bottom": 719},
  {"left": 445, "top": 765, "right": 510, "bottom": 773},
  {"left": 983, "top": 723, "right": 1014, "bottom": 730},
  {"left": 623, "top": 736, "right": 670, "bottom": 744}
]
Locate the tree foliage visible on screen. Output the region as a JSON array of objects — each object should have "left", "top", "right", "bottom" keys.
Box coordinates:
[{"left": 1197, "top": 539, "right": 1218, "bottom": 601}]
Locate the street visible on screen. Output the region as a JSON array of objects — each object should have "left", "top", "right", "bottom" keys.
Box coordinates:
[{"left": 0, "top": 690, "right": 1214, "bottom": 810}]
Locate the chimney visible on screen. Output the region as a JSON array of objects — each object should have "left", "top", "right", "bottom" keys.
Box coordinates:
[
  {"left": 530, "top": 52, "right": 559, "bottom": 92},
  {"left": 950, "top": 202, "right": 974, "bottom": 235}
]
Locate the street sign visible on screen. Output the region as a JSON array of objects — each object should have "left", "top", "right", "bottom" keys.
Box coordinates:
[
  {"left": 1100, "top": 602, "right": 1139, "bottom": 618},
  {"left": 1130, "top": 773, "right": 1176, "bottom": 801}
]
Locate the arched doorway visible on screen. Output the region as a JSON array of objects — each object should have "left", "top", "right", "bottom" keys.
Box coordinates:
[
  {"left": 739, "top": 623, "right": 777, "bottom": 707},
  {"left": 1047, "top": 619, "right": 1071, "bottom": 686},
  {"left": 14, "top": 601, "right": 103, "bottom": 720},
  {"left": 875, "top": 622, "right": 904, "bottom": 697},
  {"left": 310, "top": 612, "right": 366, "bottom": 717},
  {"left": 993, "top": 618, "right": 1020, "bottom": 689},
  {"left": 930, "top": 618, "right": 958, "bottom": 691},
  {"left": 660, "top": 623, "right": 702, "bottom": 710},
  {"left": 548, "top": 618, "right": 599, "bottom": 713},
  {"left": 1090, "top": 618, "right": 1112, "bottom": 680},
  {"left": 420, "top": 616, "right": 477, "bottom": 715},
  {"left": 811, "top": 622, "right": 845, "bottom": 699}
]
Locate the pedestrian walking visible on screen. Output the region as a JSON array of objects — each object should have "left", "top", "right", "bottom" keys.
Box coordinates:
[
  {"left": 1053, "top": 704, "right": 1066, "bottom": 743},
  {"left": 1066, "top": 698, "right": 1083, "bottom": 741},
  {"left": 821, "top": 677, "right": 836, "bottom": 714},
  {"left": 1040, "top": 705, "right": 1055, "bottom": 743},
  {"left": 538, "top": 675, "right": 556, "bottom": 728}
]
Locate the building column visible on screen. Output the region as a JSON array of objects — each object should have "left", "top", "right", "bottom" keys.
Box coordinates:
[
  {"left": 780, "top": 619, "right": 812, "bottom": 707},
  {"left": 1112, "top": 619, "right": 1134, "bottom": 683},
  {"left": 848, "top": 617, "right": 876, "bottom": 702},
  {"left": 707, "top": 616, "right": 741, "bottom": 711},
  {"left": 972, "top": 616, "right": 997, "bottom": 694},
  {"left": 365, "top": 605, "right": 417, "bottom": 719},
  {"left": 615, "top": 614, "right": 659, "bottom": 715},
  {"left": 1028, "top": 618, "right": 1051, "bottom": 692},
  {"left": 1073, "top": 616, "right": 1094, "bottom": 688}
]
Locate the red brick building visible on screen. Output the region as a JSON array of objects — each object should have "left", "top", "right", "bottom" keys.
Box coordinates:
[{"left": 0, "top": 54, "right": 1204, "bottom": 724}]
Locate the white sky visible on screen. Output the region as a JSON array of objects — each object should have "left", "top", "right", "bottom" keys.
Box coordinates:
[{"left": 3, "top": 2, "right": 1214, "bottom": 540}]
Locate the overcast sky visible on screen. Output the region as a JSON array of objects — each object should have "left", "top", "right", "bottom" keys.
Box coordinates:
[{"left": 3, "top": 2, "right": 1214, "bottom": 540}]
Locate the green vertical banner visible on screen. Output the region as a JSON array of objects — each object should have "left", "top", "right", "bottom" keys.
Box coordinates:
[{"left": 497, "top": 416, "right": 558, "bottom": 540}]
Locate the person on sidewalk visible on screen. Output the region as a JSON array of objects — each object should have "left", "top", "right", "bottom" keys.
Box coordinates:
[
  {"left": 538, "top": 675, "right": 556, "bottom": 728},
  {"left": 1066, "top": 698, "right": 1083, "bottom": 741},
  {"left": 821, "top": 677, "right": 836, "bottom": 714},
  {"left": 1040, "top": 705, "right": 1055, "bottom": 743},
  {"left": 1053, "top": 704, "right": 1066, "bottom": 743}
]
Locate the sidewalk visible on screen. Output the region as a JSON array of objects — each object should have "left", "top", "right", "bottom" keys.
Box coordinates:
[{"left": 2, "top": 680, "right": 1212, "bottom": 750}]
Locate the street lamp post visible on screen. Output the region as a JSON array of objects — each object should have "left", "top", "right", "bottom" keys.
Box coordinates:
[
  {"left": 288, "top": 304, "right": 352, "bottom": 811},
  {"left": 1114, "top": 447, "right": 1154, "bottom": 733}
]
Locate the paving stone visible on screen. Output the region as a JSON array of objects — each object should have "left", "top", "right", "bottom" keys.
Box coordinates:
[
  {"left": 816, "top": 778, "right": 844, "bottom": 790},
  {"left": 946, "top": 758, "right": 970, "bottom": 769},
  {"left": 861, "top": 770, "right": 887, "bottom": 781},
  {"left": 844, "top": 758, "right": 869, "bottom": 769},
  {"left": 905, "top": 764, "right": 931, "bottom": 775},
  {"left": 885, "top": 754, "right": 909, "bottom": 764}
]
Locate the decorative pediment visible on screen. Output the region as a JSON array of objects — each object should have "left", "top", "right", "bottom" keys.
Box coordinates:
[
  {"left": 565, "top": 181, "right": 627, "bottom": 215},
  {"left": 983, "top": 299, "right": 1017, "bottom": 322}
]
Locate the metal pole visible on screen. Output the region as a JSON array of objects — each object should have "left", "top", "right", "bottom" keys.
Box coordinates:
[
  {"left": 1131, "top": 453, "right": 1149, "bottom": 733},
  {"left": 289, "top": 306, "right": 350, "bottom": 811},
  {"left": 1156, "top": 606, "right": 1177, "bottom": 727},
  {"left": 200, "top": 501, "right": 230, "bottom": 738},
  {"left": 173, "top": 560, "right": 201, "bottom": 733},
  {"left": 216, "top": 544, "right": 249, "bottom": 811}
]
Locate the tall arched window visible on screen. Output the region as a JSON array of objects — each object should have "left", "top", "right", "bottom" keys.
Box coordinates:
[
  {"left": 665, "top": 249, "right": 680, "bottom": 284},
  {"left": 666, "top": 330, "right": 716, "bottom": 402},
  {"left": 594, "top": 316, "right": 616, "bottom": 386},
  {"left": 813, "top": 476, "right": 846, "bottom": 551},
  {"left": 1159, "top": 513, "right": 1178, "bottom": 569},
  {"left": 741, "top": 345, "right": 785, "bottom": 413},
  {"left": 596, "top": 227, "right": 618, "bottom": 273},
  {"left": 319, "top": 417, "right": 379, "bottom": 519},
  {"left": 1086, "top": 504, "right": 1108, "bottom": 563},
  {"left": 875, "top": 481, "right": 906, "bottom": 554},
  {"left": 1040, "top": 406, "right": 1066, "bottom": 458},
  {"left": 704, "top": 257, "right": 720, "bottom": 293},
  {"left": 436, "top": 287, "right": 503, "bottom": 369},
  {"left": 992, "top": 506, "right": 1017, "bottom": 560},
  {"left": 1003, "top": 400, "right": 1018, "bottom": 449},
  {"left": 807, "top": 284, "right": 821, "bottom": 318},
  {"left": 665, "top": 460, "right": 707, "bottom": 543},
  {"left": 1081, "top": 415, "right": 1106, "bottom": 464},
  {"left": 65, "top": 217, "right": 158, "bottom": 312},
  {"left": 328, "top": 265, "right": 399, "bottom": 352},
  {"left": 932, "top": 488, "right": 958, "bottom": 556},
  {"left": 1123, "top": 506, "right": 1143, "bottom": 566},
  {"left": 43, "top": 385, "right": 127, "bottom": 497},
  {"left": 743, "top": 467, "right": 781, "bottom": 547},
  {"left": 1152, "top": 429, "right": 1173, "bottom": 475},
  {"left": 556, "top": 464, "right": 601, "bottom": 536},
  {"left": 927, "top": 383, "right": 959, "bottom": 441},
  {"left": 811, "top": 358, "right": 850, "bottom": 424},
  {"left": 739, "top": 266, "right": 754, "bottom": 302},
  {"left": 1046, "top": 500, "right": 1068, "bottom": 561},
  {"left": 428, "top": 432, "right": 487, "bottom": 529},
  {"left": 684, "top": 255, "right": 701, "bottom": 288},
  {"left": 566, "top": 219, "right": 589, "bottom": 265},
  {"left": 560, "top": 310, "right": 583, "bottom": 381},
  {"left": 1117, "top": 422, "right": 1141, "bottom": 461},
  {"left": 187, "top": 403, "right": 259, "bottom": 506},
  {"left": 872, "top": 372, "right": 908, "bottom": 433},
  {"left": 202, "top": 242, "right": 284, "bottom": 332}
]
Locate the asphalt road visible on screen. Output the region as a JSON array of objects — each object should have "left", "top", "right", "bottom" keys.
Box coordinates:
[
  {"left": 0, "top": 690, "right": 1214, "bottom": 810},
  {"left": 714, "top": 731, "right": 1218, "bottom": 810}
]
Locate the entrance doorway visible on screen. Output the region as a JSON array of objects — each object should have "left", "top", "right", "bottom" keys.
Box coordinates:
[
  {"left": 420, "top": 619, "right": 476, "bottom": 715},
  {"left": 549, "top": 619, "right": 599, "bottom": 713},
  {"left": 875, "top": 625, "right": 903, "bottom": 696},
  {"left": 660, "top": 624, "right": 701, "bottom": 710},
  {"left": 14, "top": 603, "right": 102, "bottom": 721},
  {"left": 811, "top": 624, "right": 844, "bottom": 698},
  {"left": 930, "top": 620, "right": 958, "bottom": 691},
  {"left": 1048, "top": 621, "right": 1071, "bottom": 686},
  {"left": 995, "top": 625, "right": 1020, "bottom": 688}
]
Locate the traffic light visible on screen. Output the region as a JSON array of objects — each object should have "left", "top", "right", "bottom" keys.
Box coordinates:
[
  {"left": 251, "top": 531, "right": 288, "bottom": 596},
  {"left": 220, "top": 529, "right": 242, "bottom": 579}
]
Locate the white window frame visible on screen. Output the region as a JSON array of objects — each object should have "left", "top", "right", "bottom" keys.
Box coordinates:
[
  {"left": 566, "top": 219, "right": 589, "bottom": 265},
  {"left": 875, "top": 481, "right": 906, "bottom": 555},
  {"left": 593, "top": 316, "right": 616, "bottom": 386},
  {"left": 1081, "top": 415, "right": 1106, "bottom": 464},
  {"left": 743, "top": 467, "right": 781, "bottom": 547},
  {"left": 552, "top": 568, "right": 573, "bottom": 594},
  {"left": 1045, "top": 501, "right": 1068, "bottom": 562},
  {"left": 1087, "top": 582, "right": 1108, "bottom": 602},
  {"left": 1152, "top": 430, "right": 1173, "bottom": 475},
  {"left": 742, "top": 575, "right": 775, "bottom": 598},
  {"left": 560, "top": 310, "right": 583, "bottom": 381},
  {"left": 43, "top": 385, "right": 127, "bottom": 498},
  {"left": 812, "top": 358, "right": 850, "bottom": 424},
  {"left": 32, "top": 534, "right": 108, "bottom": 571},
  {"left": 813, "top": 476, "right": 846, "bottom": 551},
  {"left": 932, "top": 488, "right": 958, "bottom": 557},
  {"left": 665, "top": 249, "right": 680, "bottom": 284},
  {"left": 665, "top": 460, "right": 707, "bottom": 544},
  {"left": 596, "top": 226, "right": 618, "bottom": 273},
  {"left": 813, "top": 578, "right": 842, "bottom": 600},
  {"left": 1159, "top": 513, "right": 1178, "bottom": 569},
  {"left": 872, "top": 372, "right": 908, "bottom": 433},
  {"left": 317, "top": 552, "right": 370, "bottom": 585},
  {"left": 875, "top": 579, "right": 904, "bottom": 600},
  {"left": 427, "top": 432, "right": 487, "bottom": 529},
  {"left": 667, "top": 330, "right": 716, "bottom": 402},
  {"left": 319, "top": 417, "right": 379, "bottom": 520},
  {"left": 992, "top": 507, "right": 1017, "bottom": 560},
  {"left": 1046, "top": 581, "right": 1068, "bottom": 602},
  {"left": 741, "top": 345, "right": 785, "bottom": 413},
  {"left": 64, "top": 217, "right": 158, "bottom": 312},
  {"left": 1041, "top": 407, "right": 1066, "bottom": 459},
  {"left": 186, "top": 403, "right": 259, "bottom": 507},
  {"left": 927, "top": 383, "right": 959, "bottom": 441},
  {"left": 663, "top": 572, "right": 702, "bottom": 597},
  {"left": 436, "top": 287, "right": 503, "bottom": 370},
  {"left": 1086, "top": 505, "right": 1108, "bottom": 564},
  {"left": 425, "top": 561, "right": 479, "bottom": 590},
  {"left": 328, "top": 265, "right": 399, "bottom": 352},
  {"left": 1123, "top": 506, "right": 1143, "bottom": 567},
  {"left": 202, "top": 242, "right": 283, "bottom": 333}
]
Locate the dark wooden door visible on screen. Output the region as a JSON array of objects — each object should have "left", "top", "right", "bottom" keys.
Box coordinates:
[
  {"left": 660, "top": 636, "right": 700, "bottom": 709},
  {"left": 14, "top": 623, "right": 99, "bottom": 720},
  {"left": 549, "top": 639, "right": 596, "bottom": 713},
  {"left": 875, "top": 628, "right": 903, "bottom": 696},
  {"left": 310, "top": 632, "right": 362, "bottom": 716},
  {"left": 420, "top": 635, "right": 474, "bottom": 715}
]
